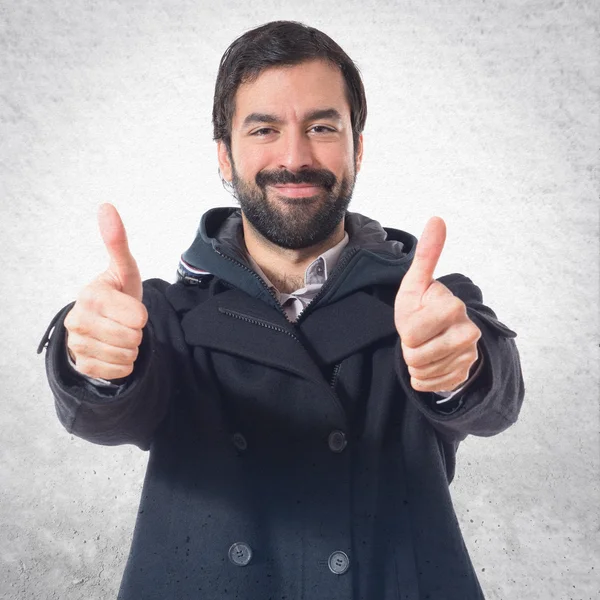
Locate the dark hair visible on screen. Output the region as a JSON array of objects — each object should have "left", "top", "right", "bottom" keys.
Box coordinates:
[{"left": 212, "top": 21, "right": 367, "bottom": 157}]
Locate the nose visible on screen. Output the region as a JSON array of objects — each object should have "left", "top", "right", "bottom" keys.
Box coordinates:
[{"left": 277, "top": 129, "right": 315, "bottom": 172}]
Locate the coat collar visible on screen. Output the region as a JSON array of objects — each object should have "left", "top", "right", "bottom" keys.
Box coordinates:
[
  {"left": 179, "top": 207, "right": 418, "bottom": 310},
  {"left": 178, "top": 208, "right": 416, "bottom": 384},
  {"left": 181, "top": 285, "right": 398, "bottom": 394}
]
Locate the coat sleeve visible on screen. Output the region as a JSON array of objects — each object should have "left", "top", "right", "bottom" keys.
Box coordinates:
[
  {"left": 39, "top": 278, "right": 191, "bottom": 450},
  {"left": 394, "top": 273, "right": 525, "bottom": 444}
]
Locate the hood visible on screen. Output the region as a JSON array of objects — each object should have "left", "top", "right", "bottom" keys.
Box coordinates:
[{"left": 179, "top": 207, "right": 417, "bottom": 308}]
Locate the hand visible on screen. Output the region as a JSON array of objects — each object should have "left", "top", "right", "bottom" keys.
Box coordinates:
[
  {"left": 394, "top": 217, "right": 481, "bottom": 393},
  {"left": 64, "top": 204, "right": 148, "bottom": 380}
]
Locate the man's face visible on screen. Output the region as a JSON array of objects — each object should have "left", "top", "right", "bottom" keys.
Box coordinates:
[{"left": 218, "top": 59, "right": 363, "bottom": 250}]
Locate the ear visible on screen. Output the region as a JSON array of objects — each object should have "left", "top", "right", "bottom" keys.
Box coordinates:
[
  {"left": 355, "top": 133, "right": 364, "bottom": 174},
  {"left": 217, "top": 140, "right": 233, "bottom": 182}
]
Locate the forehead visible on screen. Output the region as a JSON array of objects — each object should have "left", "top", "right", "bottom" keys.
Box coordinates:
[{"left": 232, "top": 59, "right": 351, "bottom": 124}]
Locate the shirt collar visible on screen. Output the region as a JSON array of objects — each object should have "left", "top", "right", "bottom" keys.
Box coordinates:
[{"left": 247, "top": 232, "right": 350, "bottom": 293}]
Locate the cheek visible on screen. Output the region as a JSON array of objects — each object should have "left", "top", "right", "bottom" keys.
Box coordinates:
[
  {"left": 323, "top": 142, "right": 354, "bottom": 173},
  {"left": 234, "top": 147, "right": 271, "bottom": 179},
  {"left": 337, "top": 156, "right": 356, "bottom": 182}
]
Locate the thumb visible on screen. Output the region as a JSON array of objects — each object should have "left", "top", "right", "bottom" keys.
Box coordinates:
[
  {"left": 398, "top": 216, "right": 446, "bottom": 307},
  {"left": 98, "top": 203, "right": 143, "bottom": 301}
]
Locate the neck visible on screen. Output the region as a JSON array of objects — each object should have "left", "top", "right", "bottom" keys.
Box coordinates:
[{"left": 241, "top": 216, "right": 346, "bottom": 294}]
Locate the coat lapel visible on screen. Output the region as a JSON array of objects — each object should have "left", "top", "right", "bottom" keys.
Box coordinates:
[
  {"left": 182, "top": 289, "right": 325, "bottom": 385},
  {"left": 297, "top": 290, "right": 398, "bottom": 364},
  {"left": 182, "top": 288, "right": 398, "bottom": 378}
]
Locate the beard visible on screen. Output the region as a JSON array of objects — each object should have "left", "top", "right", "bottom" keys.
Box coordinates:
[{"left": 230, "top": 161, "right": 356, "bottom": 250}]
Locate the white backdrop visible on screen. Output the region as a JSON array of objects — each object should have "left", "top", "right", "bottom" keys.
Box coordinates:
[{"left": 1, "top": 1, "right": 598, "bottom": 598}]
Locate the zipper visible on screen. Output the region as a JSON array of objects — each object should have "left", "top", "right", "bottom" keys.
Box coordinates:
[
  {"left": 329, "top": 363, "right": 342, "bottom": 389},
  {"left": 215, "top": 248, "right": 295, "bottom": 325},
  {"left": 295, "top": 247, "right": 360, "bottom": 325},
  {"left": 216, "top": 245, "right": 348, "bottom": 415},
  {"left": 220, "top": 305, "right": 343, "bottom": 390},
  {"left": 215, "top": 245, "right": 360, "bottom": 326},
  {"left": 218, "top": 307, "right": 301, "bottom": 342}
]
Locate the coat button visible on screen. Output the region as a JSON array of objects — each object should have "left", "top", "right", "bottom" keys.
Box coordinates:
[
  {"left": 328, "top": 550, "right": 350, "bottom": 575},
  {"left": 328, "top": 430, "right": 347, "bottom": 453},
  {"left": 228, "top": 542, "right": 252, "bottom": 566},
  {"left": 232, "top": 432, "right": 247, "bottom": 451}
]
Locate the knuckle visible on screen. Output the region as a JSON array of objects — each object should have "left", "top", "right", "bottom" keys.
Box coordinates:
[
  {"left": 119, "top": 346, "right": 138, "bottom": 365},
  {"left": 132, "top": 306, "right": 148, "bottom": 330},
  {"left": 455, "top": 373, "right": 469, "bottom": 388},
  {"left": 408, "top": 365, "right": 421, "bottom": 378},
  {"left": 131, "top": 328, "right": 144, "bottom": 348},
  {"left": 455, "top": 370, "right": 468, "bottom": 385},
  {"left": 411, "top": 377, "right": 430, "bottom": 392},
  {"left": 400, "top": 329, "right": 418, "bottom": 349},
  {"left": 469, "top": 347, "right": 479, "bottom": 363},
  {"left": 65, "top": 310, "right": 85, "bottom": 334},
  {"left": 99, "top": 270, "right": 121, "bottom": 290},
  {"left": 458, "top": 351, "right": 472, "bottom": 366},
  {"left": 408, "top": 333, "right": 422, "bottom": 348},
  {"left": 68, "top": 337, "right": 88, "bottom": 356},
  {"left": 63, "top": 309, "right": 75, "bottom": 332},
  {"left": 77, "top": 285, "right": 98, "bottom": 309},
  {"left": 442, "top": 375, "right": 460, "bottom": 392},
  {"left": 117, "top": 297, "right": 147, "bottom": 330},
  {"left": 401, "top": 344, "right": 415, "bottom": 365},
  {"left": 138, "top": 303, "right": 149, "bottom": 327},
  {"left": 450, "top": 297, "right": 466, "bottom": 319},
  {"left": 130, "top": 345, "right": 140, "bottom": 362},
  {"left": 459, "top": 326, "right": 477, "bottom": 347},
  {"left": 120, "top": 364, "right": 134, "bottom": 378},
  {"left": 74, "top": 358, "right": 94, "bottom": 377},
  {"left": 458, "top": 362, "right": 471, "bottom": 378},
  {"left": 110, "top": 363, "right": 133, "bottom": 379}
]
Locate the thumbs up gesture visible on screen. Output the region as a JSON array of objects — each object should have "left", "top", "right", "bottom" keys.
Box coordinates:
[
  {"left": 64, "top": 204, "right": 148, "bottom": 380},
  {"left": 394, "top": 217, "right": 481, "bottom": 393}
]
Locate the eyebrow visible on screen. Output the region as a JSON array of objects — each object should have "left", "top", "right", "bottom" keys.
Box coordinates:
[{"left": 241, "top": 108, "right": 343, "bottom": 129}]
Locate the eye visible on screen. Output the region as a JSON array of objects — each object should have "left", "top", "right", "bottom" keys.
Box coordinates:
[
  {"left": 251, "top": 127, "right": 276, "bottom": 136},
  {"left": 309, "top": 125, "right": 336, "bottom": 134}
]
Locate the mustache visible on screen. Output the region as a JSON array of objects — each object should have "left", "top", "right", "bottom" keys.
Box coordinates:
[{"left": 255, "top": 168, "right": 337, "bottom": 190}]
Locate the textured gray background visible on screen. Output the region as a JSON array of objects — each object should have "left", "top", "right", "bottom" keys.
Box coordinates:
[{"left": 1, "top": 1, "right": 598, "bottom": 598}]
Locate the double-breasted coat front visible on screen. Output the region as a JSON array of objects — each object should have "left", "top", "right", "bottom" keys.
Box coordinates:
[{"left": 41, "top": 207, "right": 525, "bottom": 599}]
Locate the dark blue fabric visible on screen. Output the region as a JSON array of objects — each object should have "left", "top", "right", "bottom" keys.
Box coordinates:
[{"left": 41, "top": 208, "right": 525, "bottom": 599}]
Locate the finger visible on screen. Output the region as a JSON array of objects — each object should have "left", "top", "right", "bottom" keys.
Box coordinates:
[
  {"left": 74, "top": 356, "right": 135, "bottom": 380},
  {"left": 79, "top": 284, "right": 148, "bottom": 330},
  {"left": 401, "top": 321, "right": 479, "bottom": 368},
  {"left": 98, "top": 203, "right": 143, "bottom": 301},
  {"left": 402, "top": 337, "right": 455, "bottom": 370},
  {"left": 399, "top": 216, "right": 446, "bottom": 303},
  {"left": 67, "top": 331, "right": 140, "bottom": 366},
  {"left": 410, "top": 367, "right": 471, "bottom": 393},
  {"left": 398, "top": 290, "right": 464, "bottom": 348},
  {"left": 407, "top": 347, "right": 477, "bottom": 381},
  {"left": 65, "top": 311, "right": 144, "bottom": 350}
]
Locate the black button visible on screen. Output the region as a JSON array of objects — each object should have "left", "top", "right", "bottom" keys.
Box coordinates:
[
  {"left": 328, "top": 430, "right": 347, "bottom": 453},
  {"left": 228, "top": 542, "right": 252, "bottom": 566},
  {"left": 328, "top": 550, "right": 350, "bottom": 574},
  {"left": 232, "top": 432, "right": 247, "bottom": 451}
]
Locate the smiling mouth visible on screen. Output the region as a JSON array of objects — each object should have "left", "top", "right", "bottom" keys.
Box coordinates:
[{"left": 270, "top": 184, "right": 322, "bottom": 198}]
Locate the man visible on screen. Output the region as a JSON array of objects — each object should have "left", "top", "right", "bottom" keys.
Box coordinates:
[{"left": 39, "top": 20, "right": 524, "bottom": 600}]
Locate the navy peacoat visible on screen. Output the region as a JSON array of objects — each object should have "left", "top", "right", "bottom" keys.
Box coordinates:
[{"left": 40, "top": 207, "right": 525, "bottom": 599}]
